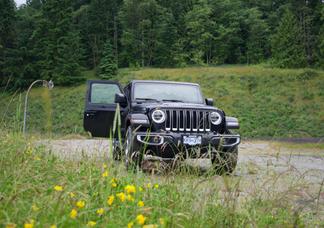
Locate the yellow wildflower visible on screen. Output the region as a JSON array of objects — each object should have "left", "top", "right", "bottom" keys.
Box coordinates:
[
  {"left": 76, "top": 200, "right": 85, "bottom": 209},
  {"left": 159, "top": 218, "right": 165, "bottom": 225},
  {"left": 50, "top": 225, "right": 57, "bottom": 228},
  {"left": 127, "top": 194, "right": 134, "bottom": 202},
  {"left": 24, "top": 219, "right": 35, "bottom": 228},
  {"left": 136, "top": 214, "right": 146, "bottom": 225},
  {"left": 102, "top": 171, "right": 108, "bottom": 177},
  {"left": 110, "top": 178, "right": 117, "bottom": 187},
  {"left": 70, "top": 208, "right": 78, "bottom": 219},
  {"left": 54, "top": 185, "right": 63, "bottom": 192},
  {"left": 96, "top": 208, "right": 105, "bottom": 216},
  {"left": 124, "top": 185, "right": 136, "bottom": 194},
  {"left": 143, "top": 225, "right": 158, "bottom": 228},
  {"left": 137, "top": 201, "right": 144, "bottom": 207},
  {"left": 25, "top": 144, "right": 33, "bottom": 154},
  {"left": 116, "top": 192, "right": 126, "bottom": 202},
  {"left": 107, "top": 195, "right": 115, "bottom": 206},
  {"left": 87, "top": 221, "right": 96, "bottom": 227},
  {"left": 127, "top": 222, "right": 134, "bottom": 228},
  {"left": 139, "top": 187, "right": 144, "bottom": 192},
  {"left": 34, "top": 156, "right": 41, "bottom": 161},
  {"left": 69, "top": 192, "right": 75, "bottom": 198},
  {"left": 31, "top": 204, "right": 39, "bottom": 212},
  {"left": 154, "top": 184, "right": 159, "bottom": 189},
  {"left": 24, "top": 223, "right": 33, "bottom": 228},
  {"left": 146, "top": 183, "right": 152, "bottom": 189},
  {"left": 5, "top": 223, "right": 16, "bottom": 228},
  {"left": 102, "top": 163, "right": 108, "bottom": 169}
]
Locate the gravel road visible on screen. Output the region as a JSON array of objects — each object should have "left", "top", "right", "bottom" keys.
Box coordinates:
[
  {"left": 39, "top": 139, "right": 324, "bottom": 181},
  {"left": 37, "top": 138, "right": 324, "bottom": 217}
]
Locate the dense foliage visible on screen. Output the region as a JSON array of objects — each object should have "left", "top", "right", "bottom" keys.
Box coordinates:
[
  {"left": 99, "top": 41, "right": 118, "bottom": 79},
  {"left": 0, "top": 0, "right": 323, "bottom": 87}
]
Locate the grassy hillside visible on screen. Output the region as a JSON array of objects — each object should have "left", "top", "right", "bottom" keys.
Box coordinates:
[{"left": 0, "top": 66, "right": 323, "bottom": 138}]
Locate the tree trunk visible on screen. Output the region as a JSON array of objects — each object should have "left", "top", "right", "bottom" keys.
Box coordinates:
[
  {"left": 113, "top": 15, "right": 118, "bottom": 66},
  {"left": 141, "top": 30, "right": 145, "bottom": 67}
]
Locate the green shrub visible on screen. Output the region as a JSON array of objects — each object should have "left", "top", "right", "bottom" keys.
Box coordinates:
[{"left": 296, "top": 70, "right": 319, "bottom": 81}]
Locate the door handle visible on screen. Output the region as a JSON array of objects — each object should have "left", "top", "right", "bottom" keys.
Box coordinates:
[{"left": 86, "top": 111, "right": 97, "bottom": 117}]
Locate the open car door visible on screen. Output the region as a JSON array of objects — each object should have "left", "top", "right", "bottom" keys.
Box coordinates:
[{"left": 83, "top": 80, "right": 123, "bottom": 137}]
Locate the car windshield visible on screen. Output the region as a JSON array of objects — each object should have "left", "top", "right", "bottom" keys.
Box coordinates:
[{"left": 133, "top": 82, "right": 204, "bottom": 104}]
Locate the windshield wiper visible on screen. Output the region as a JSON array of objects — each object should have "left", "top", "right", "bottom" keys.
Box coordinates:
[
  {"left": 135, "top": 98, "right": 159, "bottom": 102},
  {"left": 162, "top": 99, "right": 184, "bottom": 103}
]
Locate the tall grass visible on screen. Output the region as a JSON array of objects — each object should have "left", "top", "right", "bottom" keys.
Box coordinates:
[{"left": 1, "top": 131, "right": 323, "bottom": 227}]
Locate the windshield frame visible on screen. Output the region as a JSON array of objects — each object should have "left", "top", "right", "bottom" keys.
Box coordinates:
[{"left": 131, "top": 81, "right": 205, "bottom": 104}]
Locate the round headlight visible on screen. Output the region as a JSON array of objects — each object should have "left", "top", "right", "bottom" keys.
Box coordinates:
[
  {"left": 152, "top": 110, "right": 165, "bottom": 124},
  {"left": 210, "top": 111, "right": 222, "bottom": 125}
]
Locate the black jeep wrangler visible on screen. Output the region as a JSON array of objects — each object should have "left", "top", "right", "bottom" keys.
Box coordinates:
[{"left": 84, "top": 80, "right": 240, "bottom": 173}]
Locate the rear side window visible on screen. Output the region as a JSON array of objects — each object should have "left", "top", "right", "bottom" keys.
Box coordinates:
[{"left": 90, "top": 83, "right": 121, "bottom": 104}]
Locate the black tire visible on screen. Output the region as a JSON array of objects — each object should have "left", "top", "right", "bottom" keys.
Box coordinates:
[
  {"left": 211, "top": 147, "right": 238, "bottom": 175},
  {"left": 124, "top": 126, "right": 142, "bottom": 171},
  {"left": 112, "top": 139, "right": 122, "bottom": 161}
]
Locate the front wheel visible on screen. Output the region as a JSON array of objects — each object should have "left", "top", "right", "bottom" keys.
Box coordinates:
[
  {"left": 124, "top": 127, "right": 142, "bottom": 171},
  {"left": 211, "top": 147, "right": 238, "bottom": 175},
  {"left": 112, "top": 139, "right": 122, "bottom": 161}
]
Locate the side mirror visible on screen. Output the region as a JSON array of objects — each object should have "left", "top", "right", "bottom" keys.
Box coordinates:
[
  {"left": 115, "top": 93, "right": 127, "bottom": 107},
  {"left": 205, "top": 98, "right": 213, "bottom": 106}
]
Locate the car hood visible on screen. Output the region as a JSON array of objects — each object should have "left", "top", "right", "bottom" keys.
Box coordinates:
[{"left": 132, "top": 102, "right": 219, "bottom": 112}]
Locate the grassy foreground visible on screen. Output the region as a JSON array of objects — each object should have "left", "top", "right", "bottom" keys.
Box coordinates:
[
  {"left": 1, "top": 133, "right": 323, "bottom": 227},
  {"left": 0, "top": 66, "right": 323, "bottom": 138}
]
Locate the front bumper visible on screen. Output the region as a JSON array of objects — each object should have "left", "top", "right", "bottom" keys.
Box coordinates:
[{"left": 134, "top": 131, "right": 240, "bottom": 158}]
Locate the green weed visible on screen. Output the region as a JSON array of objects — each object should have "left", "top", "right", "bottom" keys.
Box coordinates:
[{"left": 0, "top": 132, "right": 323, "bottom": 227}]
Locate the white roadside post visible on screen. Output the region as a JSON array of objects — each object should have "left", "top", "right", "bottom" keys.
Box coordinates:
[{"left": 23, "top": 80, "right": 54, "bottom": 135}]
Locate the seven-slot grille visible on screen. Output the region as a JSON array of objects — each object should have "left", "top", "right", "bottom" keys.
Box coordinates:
[{"left": 164, "top": 109, "right": 211, "bottom": 132}]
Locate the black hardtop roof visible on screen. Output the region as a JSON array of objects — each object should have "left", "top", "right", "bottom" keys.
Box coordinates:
[{"left": 130, "top": 80, "right": 199, "bottom": 86}]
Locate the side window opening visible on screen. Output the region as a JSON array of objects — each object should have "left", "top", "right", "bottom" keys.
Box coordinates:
[{"left": 90, "top": 83, "right": 121, "bottom": 104}]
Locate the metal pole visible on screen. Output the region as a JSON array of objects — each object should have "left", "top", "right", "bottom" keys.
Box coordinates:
[{"left": 23, "top": 80, "right": 45, "bottom": 135}]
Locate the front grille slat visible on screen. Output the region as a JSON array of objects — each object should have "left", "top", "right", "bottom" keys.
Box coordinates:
[
  {"left": 205, "top": 112, "right": 210, "bottom": 132},
  {"left": 164, "top": 109, "right": 211, "bottom": 133},
  {"left": 199, "top": 111, "right": 204, "bottom": 132},
  {"left": 192, "top": 111, "right": 197, "bottom": 132},
  {"left": 165, "top": 110, "right": 171, "bottom": 130},
  {"left": 179, "top": 110, "right": 184, "bottom": 131},
  {"left": 172, "top": 110, "right": 177, "bottom": 131},
  {"left": 186, "top": 110, "right": 191, "bottom": 131}
]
